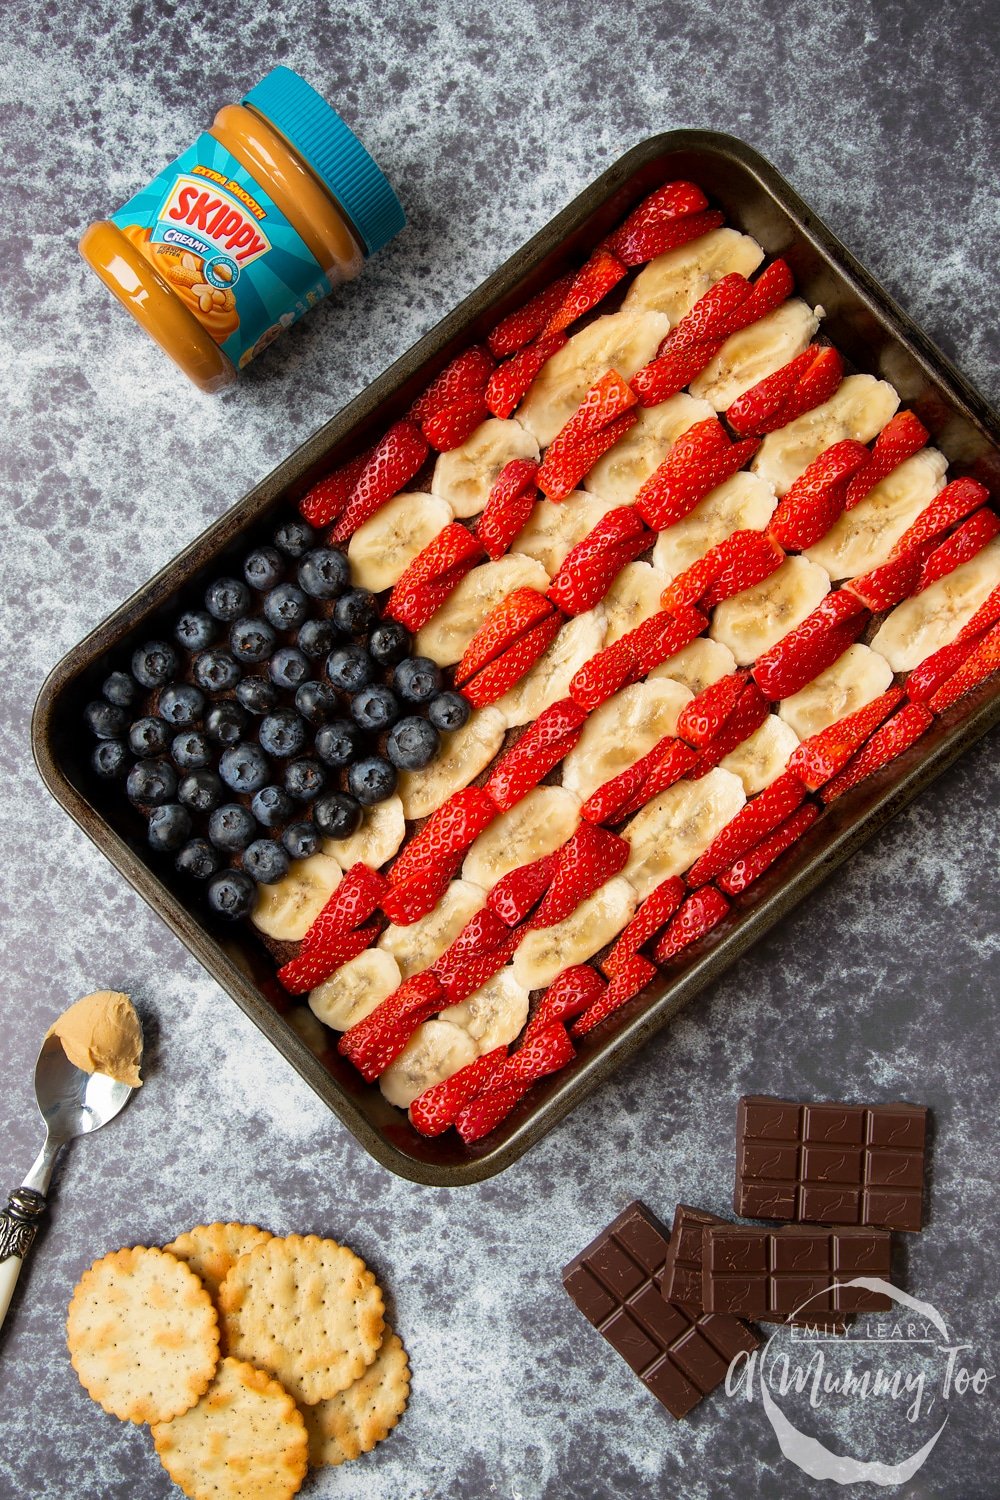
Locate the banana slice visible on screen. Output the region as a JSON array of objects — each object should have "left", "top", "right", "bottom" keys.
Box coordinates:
[
  {"left": 495, "top": 607, "right": 607, "bottom": 729},
  {"left": 396, "top": 708, "right": 506, "bottom": 820},
  {"left": 870, "top": 537, "right": 1000, "bottom": 673},
  {"left": 250, "top": 853, "right": 342, "bottom": 941},
  {"left": 308, "top": 949, "right": 402, "bottom": 1032},
  {"left": 438, "top": 967, "right": 531, "bottom": 1053},
  {"left": 778, "top": 643, "right": 894, "bottom": 740},
  {"left": 510, "top": 490, "right": 623, "bottom": 576},
  {"left": 431, "top": 418, "right": 539, "bottom": 519},
  {"left": 378, "top": 879, "right": 486, "bottom": 980},
  {"left": 623, "top": 228, "right": 765, "bottom": 322},
  {"left": 603, "top": 562, "right": 672, "bottom": 645},
  {"left": 622, "top": 767, "right": 746, "bottom": 901},
  {"left": 414, "top": 554, "right": 551, "bottom": 666},
  {"left": 583, "top": 393, "right": 715, "bottom": 506},
  {"left": 380, "top": 1020, "right": 478, "bottom": 1109},
  {"left": 805, "top": 449, "right": 948, "bottom": 580},
  {"left": 518, "top": 309, "right": 670, "bottom": 447},
  {"left": 513, "top": 876, "right": 638, "bottom": 992},
  {"left": 720, "top": 714, "right": 801, "bottom": 795},
  {"left": 649, "top": 636, "right": 737, "bottom": 697},
  {"left": 709, "top": 555, "right": 831, "bottom": 665},
  {"left": 690, "top": 300, "right": 820, "bottom": 410},
  {"left": 561, "top": 678, "right": 692, "bottom": 802},
  {"left": 652, "top": 471, "right": 778, "bottom": 582},
  {"left": 462, "top": 785, "right": 581, "bottom": 891},
  {"left": 323, "top": 795, "right": 406, "bottom": 870},
  {"left": 347, "top": 491, "right": 454, "bottom": 591},
  {"left": 753, "top": 375, "right": 901, "bottom": 496}
]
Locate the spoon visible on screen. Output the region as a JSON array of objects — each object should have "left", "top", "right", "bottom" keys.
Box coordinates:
[{"left": 0, "top": 1033, "right": 137, "bottom": 1329}]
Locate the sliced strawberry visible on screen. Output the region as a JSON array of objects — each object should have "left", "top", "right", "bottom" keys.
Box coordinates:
[
  {"left": 569, "top": 633, "right": 640, "bottom": 711},
  {"left": 484, "top": 697, "right": 587, "bottom": 812},
  {"left": 537, "top": 409, "right": 638, "bottom": 502},
  {"left": 786, "top": 687, "right": 905, "bottom": 789},
  {"left": 488, "top": 854, "right": 558, "bottom": 927},
  {"left": 582, "top": 737, "right": 698, "bottom": 824},
  {"left": 338, "top": 971, "right": 445, "bottom": 1081},
  {"left": 461, "top": 610, "right": 564, "bottom": 708},
  {"left": 542, "top": 248, "right": 628, "bottom": 336},
  {"left": 299, "top": 445, "right": 373, "bottom": 527},
  {"left": 602, "top": 876, "right": 685, "bottom": 975},
  {"left": 329, "top": 421, "right": 430, "bottom": 543},
  {"left": 664, "top": 272, "right": 755, "bottom": 352},
  {"left": 421, "top": 393, "right": 489, "bottom": 451},
  {"left": 622, "top": 737, "right": 701, "bottom": 814},
  {"left": 917, "top": 508, "right": 1000, "bottom": 592},
  {"left": 276, "top": 923, "right": 375, "bottom": 996},
  {"left": 688, "top": 679, "right": 770, "bottom": 777},
  {"left": 890, "top": 477, "right": 991, "bottom": 557},
  {"left": 607, "top": 180, "right": 710, "bottom": 260},
  {"left": 767, "top": 440, "right": 871, "bottom": 551},
  {"left": 843, "top": 411, "right": 930, "bottom": 510},
  {"left": 529, "top": 824, "right": 629, "bottom": 928},
  {"left": 380, "top": 853, "right": 461, "bottom": 925},
  {"left": 384, "top": 522, "right": 484, "bottom": 629},
  {"left": 408, "top": 1046, "right": 507, "bottom": 1137},
  {"left": 571, "top": 956, "right": 658, "bottom": 1036},
  {"left": 906, "top": 609, "right": 998, "bottom": 703},
  {"left": 632, "top": 341, "right": 720, "bottom": 407},
  {"left": 734, "top": 258, "right": 796, "bottom": 326},
  {"left": 455, "top": 587, "right": 557, "bottom": 686},
  {"left": 716, "top": 802, "right": 820, "bottom": 895},
  {"left": 547, "top": 506, "right": 652, "bottom": 615},
  {"left": 629, "top": 604, "right": 709, "bottom": 675},
  {"left": 302, "top": 862, "right": 388, "bottom": 953},
  {"left": 488, "top": 273, "right": 577, "bottom": 357},
  {"left": 653, "top": 887, "right": 730, "bottom": 964},
  {"left": 726, "top": 346, "right": 843, "bottom": 438},
  {"left": 485, "top": 331, "right": 568, "bottom": 420},
  {"left": 685, "top": 772, "right": 808, "bottom": 887},
  {"left": 481, "top": 1023, "right": 576, "bottom": 1094},
  {"left": 660, "top": 530, "right": 784, "bottom": 614},
  {"left": 524, "top": 965, "right": 607, "bottom": 1041},
  {"left": 408, "top": 346, "right": 495, "bottom": 425},
  {"left": 845, "top": 541, "right": 935, "bottom": 612},
  {"left": 927, "top": 622, "right": 1000, "bottom": 713},
  {"left": 433, "top": 926, "right": 520, "bottom": 1006},
  {"left": 454, "top": 1080, "right": 531, "bottom": 1143},
  {"left": 821, "top": 703, "right": 934, "bottom": 804},
  {"left": 550, "top": 371, "right": 637, "bottom": 448},
  {"left": 676, "top": 670, "right": 749, "bottom": 749},
  {"left": 634, "top": 419, "right": 759, "bottom": 530},
  {"left": 476, "top": 458, "right": 541, "bottom": 560},
  {"left": 752, "top": 591, "right": 870, "bottom": 700},
  {"left": 958, "top": 582, "right": 1000, "bottom": 643},
  {"left": 612, "top": 209, "right": 725, "bottom": 269},
  {"left": 390, "top": 786, "right": 496, "bottom": 887}
]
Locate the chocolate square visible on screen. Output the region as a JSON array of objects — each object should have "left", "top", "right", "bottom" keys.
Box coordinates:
[{"left": 702, "top": 1224, "right": 893, "bottom": 1323}]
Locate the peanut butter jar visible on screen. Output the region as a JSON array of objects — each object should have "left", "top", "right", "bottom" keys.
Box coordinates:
[{"left": 80, "top": 66, "right": 405, "bottom": 392}]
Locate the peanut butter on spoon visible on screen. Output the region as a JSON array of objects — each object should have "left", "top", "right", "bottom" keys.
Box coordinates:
[{"left": 46, "top": 991, "right": 143, "bottom": 1088}]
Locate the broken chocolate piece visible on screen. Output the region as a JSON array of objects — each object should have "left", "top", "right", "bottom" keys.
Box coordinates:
[{"left": 702, "top": 1223, "right": 893, "bottom": 1324}]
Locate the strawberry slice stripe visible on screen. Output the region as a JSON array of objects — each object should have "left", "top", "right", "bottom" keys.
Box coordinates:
[
  {"left": 476, "top": 458, "right": 541, "bottom": 559},
  {"left": 752, "top": 591, "right": 870, "bottom": 700},
  {"left": 456, "top": 588, "right": 557, "bottom": 685},
  {"left": 820, "top": 703, "right": 934, "bottom": 804},
  {"left": 422, "top": 394, "right": 489, "bottom": 452},
  {"left": 607, "top": 180, "right": 710, "bottom": 260},
  {"left": 380, "top": 852, "right": 462, "bottom": 926},
  {"left": 843, "top": 411, "right": 930, "bottom": 510},
  {"left": 611, "top": 209, "right": 725, "bottom": 269},
  {"left": 524, "top": 965, "right": 607, "bottom": 1041},
  {"left": 301, "top": 863, "right": 388, "bottom": 954},
  {"left": 688, "top": 680, "right": 770, "bottom": 777},
  {"left": 384, "top": 523, "right": 485, "bottom": 630},
  {"left": 767, "top": 440, "right": 870, "bottom": 552},
  {"left": 547, "top": 506, "right": 652, "bottom": 615},
  {"left": 726, "top": 346, "right": 843, "bottom": 438},
  {"left": 300, "top": 445, "right": 373, "bottom": 527},
  {"left": 484, "top": 698, "right": 588, "bottom": 812},
  {"left": 390, "top": 787, "right": 496, "bottom": 888},
  {"left": 488, "top": 273, "right": 577, "bottom": 357},
  {"left": 409, "top": 1046, "right": 507, "bottom": 1137},
  {"left": 329, "top": 421, "right": 429, "bottom": 543},
  {"left": 408, "top": 346, "right": 495, "bottom": 425},
  {"left": 676, "top": 670, "right": 749, "bottom": 749},
  {"left": 615, "top": 739, "right": 701, "bottom": 820},
  {"left": 485, "top": 333, "right": 568, "bottom": 420},
  {"left": 542, "top": 249, "right": 628, "bottom": 336},
  {"left": 906, "top": 627, "right": 994, "bottom": 704},
  {"left": 339, "top": 972, "right": 446, "bottom": 1081},
  {"left": 786, "top": 687, "right": 905, "bottom": 789},
  {"left": 926, "top": 622, "right": 1000, "bottom": 713},
  {"left": 461, "top": 610, "right": 565, "bottom": 708},
  {"left": 890, "top": 477, "right": 990, "bottom": 557},
  {"left": 653, "top": 887, "right": 730, "bottom": 964},
  {"left": 632, "top": 341, "right": 721, "bottom": 407},
  {"left": 916, "top": 508, "right": 1000, "bottom": 592},
  {"left": 455, "top": 1081, "right": 532, "bottom": 1143},
  {"left": 581, "top": 737, "right": 697, "bottom": 825},
  {"left": 528, "top": 824, "right": 630, "bottom": 929},
  {"left": 716, "top": 802, "right": 820, "bottom": 895},
  {"left": 634, "top": 420, "right": 760, "bottom": 531},
  {"left": 572, "top": 957, "right": 659, "bottom": 1036},
  {"left": 845, "top": 541, "right": 935, "bottom": 612},
  {"left": 601, "top": 876, "right": 686, "bottom": 975},
  {"left": 547, "top": 371, "right": 637, "bottom": 450},
  {"left": 685, "top": 772, "right": 808, "bottom": 887},
  {"left": 660, "top": 530, "right": 784, "bottom": 614},
  {"left": 537, "top": 409, "right": 638, "bottom": 502},
  {"left": 489, "top": 854, "right": 558, "bottom": 927},
  {"left": 277, "top": 923, "right": 376, "bottom": 996}
]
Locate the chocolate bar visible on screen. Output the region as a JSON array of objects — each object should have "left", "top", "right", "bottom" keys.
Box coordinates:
[
  {"left": 702, "top": 1223, "right": 893, "bottom": 1323},
  {"left": 562, "top": 1201, "right": 759, "bottom": 1420},
  {"left": 735, "top": 1095, "right": 928, "bottom": 1231},
  {"left": 660, "top": 1203, "right": 726, "bottom": 1310}
]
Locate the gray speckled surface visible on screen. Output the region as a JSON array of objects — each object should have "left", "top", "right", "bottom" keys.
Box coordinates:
[{"left": 1, "top": 2, "right": 999, "bottom": 1496}]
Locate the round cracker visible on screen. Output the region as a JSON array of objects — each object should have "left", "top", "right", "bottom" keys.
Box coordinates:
[
  {"left": 165, "top": 1222, "right": 273, "bottom": 1301},
  {"left": 66, "top": 1246, "right": 219, "bottom": 1423},
  {"left": 152, "top": 1356, "right": 308, "bottom": 1500},
  {"left": 218, "top": 1234, "right": 384, "bottom": 1406},
  {"left": 303, "top": 1326, "right": 410, "bottom": 1467}
]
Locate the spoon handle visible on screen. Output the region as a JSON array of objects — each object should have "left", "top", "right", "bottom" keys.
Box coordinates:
[{"left": 0, "top": 1188, "right": 48, "bottom": 1330}]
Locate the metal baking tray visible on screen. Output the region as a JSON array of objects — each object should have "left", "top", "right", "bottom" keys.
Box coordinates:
[{"left": 32, "top": 131, "right": 1000, "bottom": 1185}]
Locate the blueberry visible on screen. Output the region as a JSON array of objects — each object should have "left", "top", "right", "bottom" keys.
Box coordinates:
[
  {"left": 393, "top": 656, "right": 441, "bottom": 704},
  {"left": 208, "top": 803, "right": 259, "bottom": 852},
  {"left": 175, "top": 838, "right": 222, "bottom": 880},
  {"left": 127, "top": 758, "right": 178, "bottom": 807},
  {"left": 313, "top": 792, "right": 363, "bottom": 841},
  {"left": 263, "top": 582, "right": 309, "bottom": 631},
  {"left": 205, "top": 703, "right": 250, "bottom": 745},
  {"left": 259, "top": 709, "right": 308, "bottom": 759},
  {"left": 284, "top": 758, "right": 326, "bottom": 802},
  {"left": 102, "top": 671, "right": 136, "bottom": 709},
  {"left": 178, "top": 768, "right": 225, "bottom": 813},
  {"left": 428, "top": 690, "right": 471, "bottom": 732},
  {"left": 298, "top": 547, "right": 349, "bottom": 599},
  {"left": 129, "top": 716, "right": 171, "bottom": 757},
  {"left": 243, "top": 546, "right": 284, "bottom": 591},
  {"left": 132, "top": 641, "right": 178, "bottom": 689},
  {"left": 348, "top": 756, "right": 397, "bottom": 805},
  {"left": 314, "top": 718, "right": 362, "bottom": 768},
  {"left": 243, "top": 839, "right": 290, "bottom": 884},
  {"left": 84, "top": 699, "right": 126, "bottom": 739},
  {"left": 251, "top": 785, "right": 294, "bottom": 828},
  {"left": 326, "top": 644, "right": 374, "bottom": 694},
  {"left": 269, "top": 646, "right": 310, "bottom": 691},
  {"left": 297, "top": 617, "right": 339, "bottom": 660},
  {"left": 171, "top": 730, "right": 212, "bottom": 770},
  {"left": 236, "top": 675, "right": 279, "bottom": 716},
  {"left": 205, "top": 577, "right": 251, "bottom": 622},
  {"left": 91, "top": 740, "right": 128, "bottom": 779},
  {"left": 207, "top": 869, "right": 257, "bottom": 919},
  {"left": 158, "top": 683, "right": 205, "bottom": 726},
  {"left": 368, "top": 620, "right": 411, "bottom": 668},
  {"left": 147, "top": 803, "right": 192, "bottom": 852},
  {"left": 282, "top": 821, "right": 321, "bottom": 860},
  {"left": 174, "top": 610, "right": 216, "bottom": 652},
  {"left": 193, "top": 648, "right": 242, "bottom": 692},
  {"left": 219, "top": 742, "right": 271, "bottom": 794},
  {"left": 230, "top": 618, "right": 276, "bottom": 664},
  {"left": 295, "top": 680, "right": 338, "bottom": 724},
  {"left": 351, "top": 684, "right": 400, "bottom": 732},
  {"left": 273, "top": 518, "right": 316, "bottom": 558},
  {"left": 333, "top": 588, "right": 378, "bottom": 636},
  {"left": 387, "top": 716, "right": 440, "bottom": 770}
]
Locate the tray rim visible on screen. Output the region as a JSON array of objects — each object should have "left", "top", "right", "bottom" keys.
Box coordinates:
[{"left": 31, "top": 128, "right": 1000, "bottom": 1186}]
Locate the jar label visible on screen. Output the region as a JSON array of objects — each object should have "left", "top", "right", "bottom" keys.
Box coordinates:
[{"left": 111, "top": 133, "right": 332, "bottom": 370}]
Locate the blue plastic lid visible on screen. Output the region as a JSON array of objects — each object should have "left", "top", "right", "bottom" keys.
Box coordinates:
[{"left": 242, "top": 66, "right": 405, "bottom": 257}]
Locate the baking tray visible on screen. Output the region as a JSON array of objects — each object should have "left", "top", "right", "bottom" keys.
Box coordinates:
[{"left": 32, "top": 131, "right": 1000, "bottom": 1185}]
